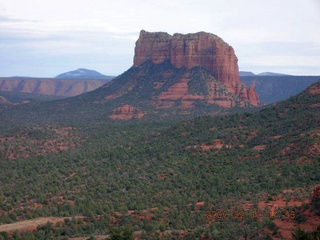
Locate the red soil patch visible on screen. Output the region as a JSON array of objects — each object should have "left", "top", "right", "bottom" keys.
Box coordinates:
[
  {"left": 160, "top": 230, "right": 186, "bottom": 239},
  {"left": 0, "top": 126, "right": 85, "bottom": 160},
  {"left": 273, "top": 219, "right": 297, "bottom": 240},
  {"left": 308, "top": 84, "right": 320, "bottom": 95},
  {"left": 310, "top": 103, "right": 320, "bottom": 108},
  {"left": 109, "top": 104, "right": 144, "bottom": 120},
  {"left": 69, "top": 236, "right": 110, "bottom": 240},
  {"left": 188, "top": 139, "right": 232, "bottom": 151},
  {"left": 272, "top": 209, "right": 320, "bottom": 239},
  {"left": 195, "top": 202, "right": 205, "bottom": 210},
  {"left": 243, "top": 202, "right": 255, "bottom": 211},
  {"left": 253, "top": 145, "right": 266, "bottom": 151},
  {"left": 12, "top": 100, "right": 31, "bottom": 106},
  {"left": 282, "top": 189, "right": 295, "bottom": 194},
  {"left": 157, "top": 172, "right": 167, "bottom": 179},
  {"left": 309, "top": 142, "right": 320, "bottom": 155},
  {"left": 271, "top": 135, "right": 282, "bottom": 139},
  {"left": 258, "top": 187, "right": 320, "bottom": 239},
  {"left": 154, "top": 82, "right": 164, "bottom": 90},
  {"left": 181, "top": 132, "right": 189, "bottom": 136},
  {"left": 258, "top": 199, "right": 310, "bottom": 210},
  {"left": 298, "top": 209, "right": 320, "bottom": 231},
  {"left": 103, "top": 93, "right": 124, "bottom": 101},
  {"left": 181, "top": 100, "right": 194, "bottom": 108},
  {"left": 313, "top": 186, "right": 320, "bottom": 201}
]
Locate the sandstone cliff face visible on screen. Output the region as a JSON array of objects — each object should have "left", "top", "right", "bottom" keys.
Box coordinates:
[
  {"left": 134, "top": 30, "right": 241, "bottom": 87},
  {"left": 133, "top": 30, "right": 260, "bottom": 106}
]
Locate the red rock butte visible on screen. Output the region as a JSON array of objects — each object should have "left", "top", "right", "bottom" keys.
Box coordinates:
[
  {"left": 135, "top": 30, "right": 241, "bottom": 88},
  {"left": 133, "top": 30, "right": 260, "bottom": 106}
]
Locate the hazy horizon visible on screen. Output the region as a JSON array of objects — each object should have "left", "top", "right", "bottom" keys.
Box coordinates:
[{"left": 1, "top": 0, "right": 320, "bottom": 77}]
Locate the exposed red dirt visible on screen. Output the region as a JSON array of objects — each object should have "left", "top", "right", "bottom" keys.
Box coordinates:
[
  {"left": 195, "top": 202, "right": 205, "bottom": 210},
  {"left": 258, "top": 199, "right": 310, "bottom": 210},
  {"left": 157, "top": 172, "right": 167, "bottom": 179},
  {"left": 186, "top": 139, "right": 232, "bottom": 151},
  {"left": 259, "top": 187, "right": 320, "bottom": 239},
  {"left": 308, "top": 84, "right": 320, "bottom": 94},
  {"left": 69, "top": 236, "right": 110, "bottom": 240},
  {"left": 109, "top": 104, "right": 144, "bottom": 120},
  {"left": 271, "top": 135, "right": 282, "bottom": 139},
  {"left": 253, "top": 145, "right": 266, "bottom": 151},
  {"left": 310, "top": 103, "right": 320, "bottom": 108},
  {"left": 0, "top": 126, "right": 85, "bottom": 160},
  {"left": 309, "top": 142, "right": 320, "bottom": 155}
]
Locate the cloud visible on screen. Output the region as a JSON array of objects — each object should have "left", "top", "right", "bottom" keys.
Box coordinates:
[
  {"left": 0, "top": 0, "right": 320, "bottom": 76},
  {"left": 0, "top": 15, "right": 28, "bottom": 22}
]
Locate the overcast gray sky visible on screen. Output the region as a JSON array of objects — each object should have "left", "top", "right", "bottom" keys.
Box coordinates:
[{"left": 1, "top": 0, "right": 320, "bottom": 77}]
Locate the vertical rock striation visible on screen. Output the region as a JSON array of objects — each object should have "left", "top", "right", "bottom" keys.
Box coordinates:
[{"left": 134, "top": 30, "right": 260, "bottom": 106}]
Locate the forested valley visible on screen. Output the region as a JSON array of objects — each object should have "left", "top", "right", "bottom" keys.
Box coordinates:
[{"left": 0, "top": 82, "right": 319, "bottom": 239}]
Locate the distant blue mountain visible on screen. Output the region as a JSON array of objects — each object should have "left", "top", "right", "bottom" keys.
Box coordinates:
[
  {"left": 239, "top": 71, "right": 256, "bottom": 76},
  {"left": 239, "top": 71, "right": 291, "bottom": 77},
  {"left": 257, "top": 72, "right": 291, "bottom": 76},
  {"left": 55, "top": 68, "right": 115, "bottom": 80},
  {"left": 241, "top": 75, "right": 319, "bottom": 104}
]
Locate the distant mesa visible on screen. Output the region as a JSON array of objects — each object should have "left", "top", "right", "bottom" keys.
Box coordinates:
[
  {"left": 55, "top": 68, "right": 115, "bottom": 80},
  {"left": 257, "top": 72, "right": 291, "bottom": 76},
  {"left": 0, "top": 77, "right": 110, "bottom": 97},
  {"left": 239, "top": 71, "right": 290, "bottom": 77},
  {"left": 239, "top": 71, "right": 256, "bottom": 77},
  {"left": 0, "top": 68, "right": 114, "bottom": 97}
]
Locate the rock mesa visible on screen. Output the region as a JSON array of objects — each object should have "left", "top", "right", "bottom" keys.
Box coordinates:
[{"left": 134, "top": 30, "right": 260, "bottom": 106}]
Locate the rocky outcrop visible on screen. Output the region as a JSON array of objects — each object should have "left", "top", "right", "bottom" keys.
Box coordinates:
[
  {"left": 109, "top": 104, "right": 144, "bottom": 120},
  {"left": 133, "top": 30, "right": 260, "bottom": 106}
]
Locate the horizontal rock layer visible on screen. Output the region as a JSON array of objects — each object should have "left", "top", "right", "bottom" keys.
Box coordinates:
[
  {"left": 134, "top": 30, "right": 241, "bottom": 88},
  {"left": 133, "top": 30, "right": 260, "bottom": 106},
  {"left": 0, "top": 78, "right": 109, "bottom": 97}
]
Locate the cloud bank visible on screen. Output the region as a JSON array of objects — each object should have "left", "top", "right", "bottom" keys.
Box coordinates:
[{"left": 0, "top": 0, "right": 319, "bottom": 77}]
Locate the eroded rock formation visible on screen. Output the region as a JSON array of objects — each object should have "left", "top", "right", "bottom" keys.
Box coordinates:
[{"left": 133, "top": 30, "right": 260, "bottom": 106}]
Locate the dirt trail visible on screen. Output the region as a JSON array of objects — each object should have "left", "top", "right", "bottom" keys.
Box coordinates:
[{"left": 0, "top": 217, "right": 67, "bottom": 233}]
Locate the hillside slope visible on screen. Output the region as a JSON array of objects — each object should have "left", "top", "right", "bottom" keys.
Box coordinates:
[
  {"left": 0, "top": 81, "right": 318, "bottom": 239},
  {"left": 0, "top": 31, "right": 264, "bottom": 127}
]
